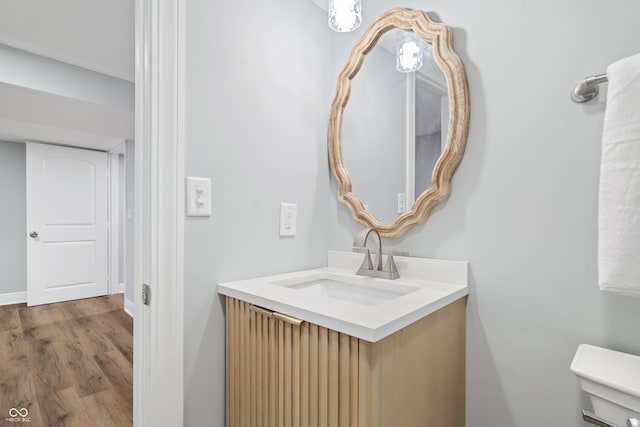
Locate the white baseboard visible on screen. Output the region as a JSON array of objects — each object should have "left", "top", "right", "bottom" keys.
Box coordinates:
[
  {"left": 0, "top": 291, "right": 27, "bottom": 306},
  {"left": 124, "top": 297, "right": 135, "bottom": 318},
  {"left": 115, "top": 282, "right": 126, "bottom": 294}
]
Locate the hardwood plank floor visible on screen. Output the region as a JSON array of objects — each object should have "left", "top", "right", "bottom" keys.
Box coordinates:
[{"left": 0, "top": 294, "right": 132, "bottom": 427}]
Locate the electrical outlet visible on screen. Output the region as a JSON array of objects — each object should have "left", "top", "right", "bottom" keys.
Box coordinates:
[{"left": 280, "top": 203, "right": 297, "bottom": 237}]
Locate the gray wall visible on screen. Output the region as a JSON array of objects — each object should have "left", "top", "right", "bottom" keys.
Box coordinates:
[
  {"left": 0, "top": 141, "right": 26, "bottom": 294},
  {"left": 183, "top": 1, "right": 332, "bottom": 425},
  {"left": 328, "top": 1, "right": 640, "bottom": 427}
]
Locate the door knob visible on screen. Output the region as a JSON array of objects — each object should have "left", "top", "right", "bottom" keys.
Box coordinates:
[{"left": 29, "top": 231, "right": 38, "bottom": 239}]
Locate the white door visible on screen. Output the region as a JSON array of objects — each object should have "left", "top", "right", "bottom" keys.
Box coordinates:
[{"left": 26, "top": 142, "right": 108, "bottom": 306}]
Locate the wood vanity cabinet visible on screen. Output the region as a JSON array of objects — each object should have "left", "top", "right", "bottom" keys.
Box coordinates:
[{"left": 225, "top": 296, "right": 465, "bottom": 427}]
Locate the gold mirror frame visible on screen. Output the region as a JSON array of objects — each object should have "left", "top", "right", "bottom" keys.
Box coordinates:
[{"left": 328, "top": 7, "right": 470, "bottom": 238}]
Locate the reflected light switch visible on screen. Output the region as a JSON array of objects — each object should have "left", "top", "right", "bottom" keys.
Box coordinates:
[
  {"left": 186, "top": 177, "right": 211, "bottom": 217},
  {"left": 397, "top": 193, "right": 406, "bottom": 214}
]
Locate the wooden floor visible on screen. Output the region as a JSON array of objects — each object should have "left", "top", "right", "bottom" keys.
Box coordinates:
[{"left": 0, "top": 294, "right": 133, "bottom": 427}]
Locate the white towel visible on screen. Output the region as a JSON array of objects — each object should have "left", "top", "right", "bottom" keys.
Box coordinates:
[{"left": 598, "top": 53, "right": 640, "bottom": 295}]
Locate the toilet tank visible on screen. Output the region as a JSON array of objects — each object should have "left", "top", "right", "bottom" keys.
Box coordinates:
[{"left": 571, "top": 344, "right": 640, "bottom": 425}]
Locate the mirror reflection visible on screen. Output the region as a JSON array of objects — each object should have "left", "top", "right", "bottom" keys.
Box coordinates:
[{"left": 341, "top": 28, "right": 448, "bottom": 223}]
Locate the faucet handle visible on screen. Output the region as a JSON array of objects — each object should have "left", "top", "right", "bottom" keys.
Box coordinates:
[
  {"left": 383, "top": 251, "right": 406, "bottom": 279},
  {"left": 353, "top": 246, "right": 373, "bottom": 271},
  {"left": 383, "top": 255, "right": 398, "bottom": 274},
  {"left": 383, "top": 251, "right": 408, "bottom": 278}
]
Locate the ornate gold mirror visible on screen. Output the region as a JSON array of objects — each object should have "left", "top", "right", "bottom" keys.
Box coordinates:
[{"left": 328, "top": 7, "right": 469, "bottom": 238}]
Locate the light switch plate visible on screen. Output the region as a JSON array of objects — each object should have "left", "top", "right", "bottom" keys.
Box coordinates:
[
  {"left": 186, "top": 176, "right": 212, "bottom": 217},
  {"left": 397, "top": 192, "right": 406, "bottom": 214},
  {"left": 280, "top": 203, "right": 297, "bottom": 237}
]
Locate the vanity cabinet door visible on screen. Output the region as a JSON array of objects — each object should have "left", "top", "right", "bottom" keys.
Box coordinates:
[
  {"left": 278, "top": 320, "right": 357, "bottom": 427},
  {"left": 226, "top": 298, "right": 359, "bottom": 427},
  {"left": 226, "top": 297, "right": 278, "bottom": 427}
]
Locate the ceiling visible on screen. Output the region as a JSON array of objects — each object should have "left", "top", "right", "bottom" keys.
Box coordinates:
[{"left": 0, "top": 0, "right": 134, "bottom": 82}]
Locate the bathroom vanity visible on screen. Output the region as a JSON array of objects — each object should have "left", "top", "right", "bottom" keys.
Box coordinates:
[{"left": 219, "top": 251, "right": 468, "bottom": 427}]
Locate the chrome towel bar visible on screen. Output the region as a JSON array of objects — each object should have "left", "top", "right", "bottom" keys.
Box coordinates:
[{"left": 571, "top": 73, "right": 608, "bottom": 103}]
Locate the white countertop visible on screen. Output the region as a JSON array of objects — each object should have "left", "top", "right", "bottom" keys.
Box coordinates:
[{"left": 217, "top": 251, "right": 469, "bottom": 342}]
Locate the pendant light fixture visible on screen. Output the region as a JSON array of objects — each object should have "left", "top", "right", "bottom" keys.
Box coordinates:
[
  {"left": 396, "top": 32, "right": 424, "bottom": 73},
  {"left": 328, "top": 0, "right": 362, "bottom": 33}
]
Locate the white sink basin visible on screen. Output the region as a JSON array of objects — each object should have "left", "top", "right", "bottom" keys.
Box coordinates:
[
  {"left": 270, "top": 274, "right": 420, "bottom": 306},
  {"left": 217, "top": 251, "right": 469, "bottom": 342}
]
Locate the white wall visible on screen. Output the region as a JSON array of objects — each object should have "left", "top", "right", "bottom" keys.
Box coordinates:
[
  {"left": 327, "top": 1, "right": 640, "bottom": 426},
  {"left": 0, "top": 141, "right": 26, "bottom": 294},
  {"left": 183, "top": 1, "right": 332, "bottom": 425}
]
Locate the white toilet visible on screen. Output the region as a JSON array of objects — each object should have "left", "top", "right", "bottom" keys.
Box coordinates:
[{"left": 571, "top": 344, "right": 640, "bottom": 426}]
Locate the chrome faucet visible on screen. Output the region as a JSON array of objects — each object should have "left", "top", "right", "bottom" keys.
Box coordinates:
[{"left": 352, "top": 228, "right": 404, "bottom": 280}]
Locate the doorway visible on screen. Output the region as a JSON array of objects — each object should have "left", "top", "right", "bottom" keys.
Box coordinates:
[
  {"left": 26, "top": 142, "right": 110, "bottom": 306},
  {"left": 0, "top": 141, "right": 133, "bottom": 309},
  {"left": 0, "top": 139, "right": 135, "bottom": 425}
]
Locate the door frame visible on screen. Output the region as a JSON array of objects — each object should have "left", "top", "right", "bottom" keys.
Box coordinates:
[
  {"left": 108, "top": 143, "right": 126, "bottom": 295},
  {"left": 134, "top": 0, "right": 185, "bottom": 425}
]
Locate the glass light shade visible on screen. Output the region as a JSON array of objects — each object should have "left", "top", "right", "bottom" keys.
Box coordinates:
[
  {"left": 396, "top": 33, "right": 423, "bottom": 73},
  {"left": 328, "top": 0, "right": 362, "bottom": 33}
]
